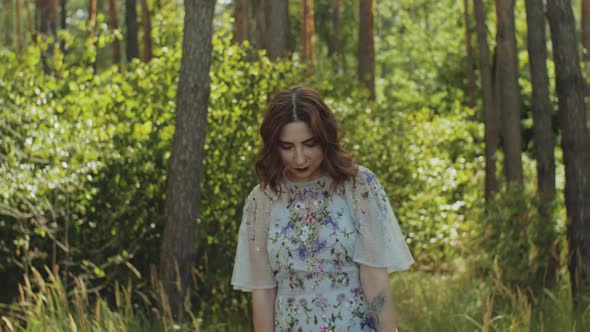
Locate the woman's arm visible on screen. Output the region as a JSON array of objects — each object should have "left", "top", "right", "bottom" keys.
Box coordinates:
[
  {"left": 359, "top": 264, "right": 399, "bottom": 331},
  {"left": 252, "top": 287, "right": 276, "bottom": 331}
]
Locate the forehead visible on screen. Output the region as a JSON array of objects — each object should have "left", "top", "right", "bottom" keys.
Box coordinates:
[{"left": 279, "top": 121, "right": 313, "bottom": 142}]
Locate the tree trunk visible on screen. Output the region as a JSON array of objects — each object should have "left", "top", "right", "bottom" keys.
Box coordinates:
[
  {"left": 525, "top": 0, "right": 559, "bottom": 289},
  {"left": 88, "top": 0, "right": 96, "bottom": 71},
  {"left": 254, "top": 0, "right": 269, "bottom": 51},
  {"left": 547, "top": 0, "right": 590, "bottom": 309},
  {"left": 140, "top": 0, "right": 152, "bottom": 63},
  {"left": 59, "top": 0, "right": 66, "bottom": 51},
  {"left": 464, "top": 0, "right": 477, "bottom": 108},
  {"left": 26, "top": 0, "right": 33, "bottom": 42},
  {"left": 125, "top": 0, "right": 139, "bottom": 61},
  {"left": 88, "top": 0, "right": 96, "bottom": 35},
  {"left": 234, "top": 0, "right": 249, "bottom": 44},
  {"left": 60, "top": 0, "right": 65, "bottom": 30},
  {"left": 109, "top": 0, "right": 121, "bottom": 66},
  {"left": 159, "top": 0, "right": 215, "bottom": 319},
  {"left": 329, "top": 0, "right": 340, "bottom": 57},
  {"left": 269, "top": 0, "right": 289, "bottom": 59},
  {"left": 359, "top": 0, "right": 375, "bottom": 100},
  {"left": 5, "top": 0, "right": 13, "bottom": 49},
  {"left": 301, "top": 0, "right": 314, "bottom": 68},
  {"left": 473, "top": 0, "right": 499, "bottom": 201},
  {"left": 495, "top": 0, "right": 523, "bottom": 184},
  {"left": 16, "top": 0, "right": 24, "bottom": 52},
  {"left": 582, "top": 0, "right": 590, "bottom": 125},
  {"left": 36, "top": 0, "right": 56, "bottom": 72}
]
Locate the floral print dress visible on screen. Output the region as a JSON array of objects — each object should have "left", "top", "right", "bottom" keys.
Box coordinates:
[{"left": 232, "top": 166, "right": 414, "bottom": 331}]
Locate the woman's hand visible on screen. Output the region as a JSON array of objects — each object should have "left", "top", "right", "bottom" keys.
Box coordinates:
[
  {"left": 359, "top": 264, "right": 399, "bottom": 331},
  {"left": 252, "top": 287, "right": 276, "bottom": 331}
]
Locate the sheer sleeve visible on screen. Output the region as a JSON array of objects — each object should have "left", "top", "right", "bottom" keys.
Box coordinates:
[
  {"left": 231, "top": 185, "right": 277, "bottom": 291},
  {"left": 345, "top": 166, "right": 415, "bottom": 272}
]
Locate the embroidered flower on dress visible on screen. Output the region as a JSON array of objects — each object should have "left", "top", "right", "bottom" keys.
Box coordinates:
[{"left": 300, "top": 225, "right": 310, "bottom": 241}]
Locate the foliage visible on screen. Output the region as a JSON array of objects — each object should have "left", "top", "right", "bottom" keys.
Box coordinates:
[
  {"left": 4, "top": 269, "right": 590, "bottom": 331},
  {"left": 468, "top": 177, "right": 564, "bottom": 294},
  {"left": 0, "top": 0, "right": 574, "bottom": 328}
]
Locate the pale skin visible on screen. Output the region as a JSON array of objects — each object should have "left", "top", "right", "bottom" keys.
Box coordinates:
[{"left": 252, "top": 121, "right": 399, "bottom": 331}]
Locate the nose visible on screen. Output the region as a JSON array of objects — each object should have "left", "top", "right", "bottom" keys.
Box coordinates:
[{"left": 294, "top": 147, "right": 306, "bottom": 165}]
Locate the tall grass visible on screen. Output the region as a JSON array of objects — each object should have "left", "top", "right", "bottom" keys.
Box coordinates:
[
  {"left": 392, "top": 271, "right": 590, "bottom": 332},
  {"left": 0, "top": 265, "right": 202, "bottom": 332},
  {"left": 1, "top": 267, "right": 590, "bottom": 331}
]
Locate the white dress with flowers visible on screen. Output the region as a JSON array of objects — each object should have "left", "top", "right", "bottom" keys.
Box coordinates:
[{"left": 231, "top": 166, "right": 414, "bottom": 331}]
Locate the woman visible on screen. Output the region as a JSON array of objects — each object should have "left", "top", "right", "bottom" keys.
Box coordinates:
[{"left": 232, "top": 86, "right": 414, "bottom": 331}]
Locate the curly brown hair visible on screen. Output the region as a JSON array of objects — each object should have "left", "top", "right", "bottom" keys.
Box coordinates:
[{"left": 255, "top": 86, "right": 356, "bottom": 194}]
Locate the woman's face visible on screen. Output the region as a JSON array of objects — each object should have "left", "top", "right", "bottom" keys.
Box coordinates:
[{"left": 278, "top": 121, "right": 324, "bottom": 182}]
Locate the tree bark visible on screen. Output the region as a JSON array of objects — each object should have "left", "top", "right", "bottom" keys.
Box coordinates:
[
  {"left": 464, "top": 0, "right": 477, "bottom": 108},
  {"left": 5, "top": 0, "right": 13, "bottom": 49},
  {"left": 582, "top": 0, "right": 590, "bottom": 124},
  {"left": 36, "top": 0, "right": 57, "bottom": 72},
  {"left": 301, "top": 0, "right": 314, "bottom": 68},
  {"left": 234, "top": 0, "right": 249, "bottom": 44},
  {"left": 547, "top": 0, "right": 590, "bottom": 309},
  {"left": 269, "top": 0, "right": 289, "bottom": 59},
  {"left": 474, "top": 0, "right": 499, "bottom": 201},
  {"left": 88, "top": 0, "right": 96, "bottom": 71},
  {"left": 159, "top": 0, "right": 215, "bottom": 319},
  {"left": 16, "top": 0, "right": 24, "bottom": 52},
  {"left": 495, "top": 0, "right": 523, "bottom": 184},
  {"left": 88, "top": 0, "right": 96, "bottom": 34},
  {"left": 525, "top": 0, "right": 558, "bottom": 288},
  {"left": 60, "top": 0, "right": 65, "bottom": 30},
  {"left": 140, "top": 0, "right": 152, "bottom": 62},
  {"left": 125, "top": 0, "right": 139, "bottom": 61},
  {"left": 254, "top": 0, "right": 269, "bottom": 51},
  {"left": 358, "top": 0, "right": 375, "bottom": 100},
  {"left": 109, "top": 0, "right": 121, "bottom": 66},
  {"left": 329, "top": 0, "right": 340, "bottom": 57},
  {"left": 59, "top": 0, "right": 66, "bottom": 52}
]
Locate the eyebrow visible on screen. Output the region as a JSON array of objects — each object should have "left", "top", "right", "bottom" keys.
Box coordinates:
[{"left": 278, "top": 137, "right": 316, "bottom": 145}]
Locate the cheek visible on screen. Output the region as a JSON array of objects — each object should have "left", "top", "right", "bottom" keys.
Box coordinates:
[
  {"left": 279, "top": 149, "right": 291, "bottom": 164},
  {"left": 311, "top": 147, "right": 324, "bottom": 162}
]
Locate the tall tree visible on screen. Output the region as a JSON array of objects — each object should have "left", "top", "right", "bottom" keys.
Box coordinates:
[
  {"left": 88, "top": 0, "right": 97, "bottom": 71},
  {"left": 35, "top": 0, "right": 57, "bottom": 72},
  {"left": 60, "top": 0, "right": 66, "bottom": 30},
  {"left": 525, "top": 0, "right": 558, "bottom": 287},
  {"left": 109, "top": 0, "right": 121, "bottom": 66},
  {"left": 473, "top": 0, "right": 499, "bottom": 201},
  {"left": 269, "top": 0, "right": 289, "bottom": 59},
  {"left": 5, "top": 0, "right": 13, "bottom": 49},
  {"left": 301, "top": 0, "right": 314, "bottom": 67},
  {"left": 464, "top": 0, "right": 477, "bottom": 108},
  {"left": 140, "top": 0, "right": 152, "bottom": 62},
  {"left": 254, "top": 0, "right": 269, "bottom": 51},
  {"left": 159, "top": 0, "right": 216, "bottom": 318},
  {"left": 16, "top": 0, "right": 24, "bottom": 52},
  {"left": 495, "top": 0, "right": 523, "bottom": 183},
  {"left": 59, "top": 0, "right": 66, "bottom": 52},
  {"left": 125, "top": 0, "right": 139, "bottom": 61},
  {"left": 547, "top": 0, "right": 590, "bottom": 309},
  {"left": 329, "top": 0, "right": 340, "bottom": 57},
  {"left": 582, "top": 0, "right": 590, "bottom": 76},
  {"left": 35, "top": 0, "right": 57, "bottom": 40},
  {"left": 88, "top": 0, "right": 96, "bottom": 37},
  {"left": 234, "top": 0, "right": 249, "bottom": 44},
  {"left": 358, "top": 0, "right": 375, "bottom": 100},
  {"left": 582, "top": 0, "right": 590, "bottom": 118}
]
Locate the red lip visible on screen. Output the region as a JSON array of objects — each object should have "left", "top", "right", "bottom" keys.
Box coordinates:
[{"left": 295, "top": 166, "right": 310, "bottom": 172}]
